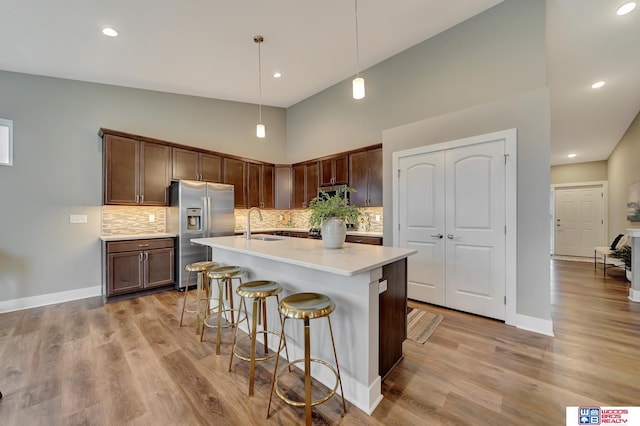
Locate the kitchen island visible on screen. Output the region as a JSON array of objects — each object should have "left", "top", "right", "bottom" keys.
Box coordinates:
[{"left": 192, "top": 235, "right": 415, "bottom": 415}]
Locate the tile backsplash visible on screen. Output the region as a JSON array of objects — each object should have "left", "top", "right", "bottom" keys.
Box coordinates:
[{"left": 102, "top": 205, "right": 383, "bottom": 235}]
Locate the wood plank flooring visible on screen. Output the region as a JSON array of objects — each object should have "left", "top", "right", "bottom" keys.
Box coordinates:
[{"left": 1, "top": 259, "right": 638, "bottom": 425}]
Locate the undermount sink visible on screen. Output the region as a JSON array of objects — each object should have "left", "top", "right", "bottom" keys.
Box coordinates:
[{"left": 240, "top": 235, "right": 290, "bottom": 241}]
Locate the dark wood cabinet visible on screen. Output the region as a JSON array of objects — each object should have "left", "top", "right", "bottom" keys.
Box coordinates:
[
  {"left": 261, "top": 165, "right": 274, "bottom": 209},
  {"left": 319, "top": 155, "right": 348, "bottom": 186},
  {"left": 274, "top": 166, "right": 292, "bottom": 209},
  {"left": 105, "top": 238, "right": 175, "bottom": 297},
  {"left": 292, "top": 162, "right": 319, "bottom": 209},
  {"left": 345, "top": 235, "right": 383, "bottom": 245},
  {"left": 349, "top": 147, "right": 382, "bottom": 207},
  {"left": 379, "top": 258, "right": 407, "bottom": 379},
  {"left": 247, "top": 163, "right": 274, "bottom": 209},
  {"left": 172, "top": 148, "right": 222, "bottom": 182},
  {"left": 223, "top": 157, "right": 247, "bottom": 208},
  {"left": 104, "top": 134, "right": 171, "bottom": 206}
]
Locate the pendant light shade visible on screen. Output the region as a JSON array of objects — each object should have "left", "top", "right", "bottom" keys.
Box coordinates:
[
  {"left": 352, "top": 0, "right": 365, "bottom": 100},
  {"left": 254, "top": 35, "right": 266, "bottom": 139}
]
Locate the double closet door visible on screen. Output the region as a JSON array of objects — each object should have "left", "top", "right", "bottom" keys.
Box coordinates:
[{"left": 397, "top": 139, "right": 506, "bottom": 320}]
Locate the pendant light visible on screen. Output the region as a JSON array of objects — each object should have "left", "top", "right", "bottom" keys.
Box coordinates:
[
  {"left": 352, "top": 0, "right": 365, "bottom": 100},
  {"left": 254, "top": 35, "right": 266, "bottom": 138}
]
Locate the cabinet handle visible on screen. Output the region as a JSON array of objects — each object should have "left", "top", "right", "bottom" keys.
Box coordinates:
[
  {"left": 144, "top": 252, "right": 149, "bottom": 261},
  {"left": 138, "top": 244, "right": 150, "bottom": 247},
  {"left": 447, "top": 234, "right": 455, "bottom": 239},
  {"left": 138, "top": 252, "right": 143, "bottom": 262},
  {"left": 140, "top": 194, "right": 144, "bottom": 203},
  {"left": 430, "top": 234, "right": 443, "bottom": 239}
]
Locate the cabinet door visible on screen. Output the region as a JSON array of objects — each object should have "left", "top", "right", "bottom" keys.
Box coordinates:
[
  {"left": 319, "top": 159, "right": 335, "bottom": 186},
  {"left": 348, "top": 151, "right": 369, "bottom": 206},
  {"left": 108, "top": 251, "right": 144, "bottom": 295},
  {"left": 145, "top": 248, "right": 175, "bottom": 288},
  {"left": 261, "top": 165, "right": 274, "bottom": 209},
  {"left": 292, "top": 165, "right": 306, "bottom": 209},
  {"left": 104, "top": 135, "right": 139, "bottom": 205},
  {"left": 199, "top": 153, "right": 222, "bottom": 182},
  {"left": 367, "top": 148, "right": 383, "bottom": 206},
  {"left": 140, "top": 142, "right": 171, "bottom": 206},
  {"left": 319, "top": 155, "right": 348, "bottom": 186},
  {"left": 334, "top": 155, "right": 349, "bottom": 184},
  {"left": 305, "top": 162, "right": 319, "bottom": 208},
  {"left": 223, "top": 157, "right": 247, "bottom": 208},
  {"left": 275, "top": 166, "right": 291, "bottom": 209},
  {"left": 172, "top": 147, "right": 199, "bottom": 181},
  {"left": 246, "top": 162, "right": 261, "bottom": 208}
]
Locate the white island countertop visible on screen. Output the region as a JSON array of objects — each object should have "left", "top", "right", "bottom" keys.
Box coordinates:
[{"left": 192, "top": 235, "right": 414, "bottom": 277}]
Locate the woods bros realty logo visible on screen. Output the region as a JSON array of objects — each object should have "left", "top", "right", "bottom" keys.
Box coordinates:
[{"left": 566, "top": 407, "right": 640, "bottom": 425}]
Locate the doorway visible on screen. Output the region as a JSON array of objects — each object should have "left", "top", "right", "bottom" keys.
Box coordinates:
[
  {"left": 551, "top": 182, "right": 607, "bottom": 257},
  {"left": 393, "top": 129, "right": 517, "bottom": 324}
]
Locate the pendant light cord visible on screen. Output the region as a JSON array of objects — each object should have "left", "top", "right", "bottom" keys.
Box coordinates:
[
  {"left": 354, "top": 0, "right": 360, "bottom": 78},
  {"left": 258, "top": 39, "right": 262, "bottom": 123}
]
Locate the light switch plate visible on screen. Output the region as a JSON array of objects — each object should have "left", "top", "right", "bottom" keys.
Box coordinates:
[
  {"left": 149, "top": 214, "right": 155, "bottom": 222},
  {"left": 70, "top": 214, "right": 87, "bottom": 224}
]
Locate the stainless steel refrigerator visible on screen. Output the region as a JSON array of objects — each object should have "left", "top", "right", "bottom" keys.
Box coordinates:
[{"left": 167, "top": 180, "right": 235, "bottom": 289}]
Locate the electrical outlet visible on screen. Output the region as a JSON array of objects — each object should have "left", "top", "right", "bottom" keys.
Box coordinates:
[
  {"left": 149, "top": 214, "right": 155, "bottom": 223},
  {"left": 375, "top": 215, "right": 381, "bottom": 222},
  {"left": 69, "top": 214, "right": 87, "bottom": 224}
]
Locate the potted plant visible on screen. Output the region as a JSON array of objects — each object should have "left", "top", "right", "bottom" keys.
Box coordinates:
[{"left": 308, "top": 187, "right": 360, "bottom": 249}]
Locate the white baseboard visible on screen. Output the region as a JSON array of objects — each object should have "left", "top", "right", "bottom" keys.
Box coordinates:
[
  {"left": 516, "top": 314, "right": 555, "bottom": 337},
  {"left": 0, "top": 286, "right": 102, "bottom": 313},
  {"left": 629, "top": 288, "right": 640, "bottom": 302}
]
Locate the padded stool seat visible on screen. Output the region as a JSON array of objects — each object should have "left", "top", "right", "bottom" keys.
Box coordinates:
[
  {"left": 202, "top": 265, "right": 246, "bottom": 354},
  {"left": 267, "top": 292, "right": 347, "bottom": 425},
  {"left": 179, "top": 261, "right": 219, "bottom": 334}
]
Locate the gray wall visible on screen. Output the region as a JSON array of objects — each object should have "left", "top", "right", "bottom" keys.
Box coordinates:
[
  {"left": 608, "top": 110, "right": 640, "bottom": 236},
  {"left": 287, "top": 0, "right": 551, "bottom": 322},
  {"left": 550, "top": 161, "right": 608, "bottom": 184},
  {"left": 0, "top": 71, "right": 286, "bottom": 302},
  {"left": 285, "top": 0, "right": 545, "bottom": 163}
]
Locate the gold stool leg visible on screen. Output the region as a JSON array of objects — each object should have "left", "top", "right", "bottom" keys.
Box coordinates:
[
  {"left": 179, "top": 270, "right": 192, "bottom": 327},
  {"left": 304, "top": 317, "right": 312, "bottom": 426},
  {"left": 195, "top": 271, "right": 205, "bottom": 335},
  {"left": 228, "top": 297, "right": 248, "bottom": 372},
  {"left": 215, "top": 278, "right": 224, "bottom": 354},
  {"left": 248, "top": 297, "right": 260, "bottom": 396},
  {"left": 327, "top": 316, "right": 347, "bottom": 414},
  {"left": 267, "top": 316, "right": 287, "bottom": 418}
]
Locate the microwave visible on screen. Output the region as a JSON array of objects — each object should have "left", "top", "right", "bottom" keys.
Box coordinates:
[{"left": 318, "top": 184, "right": 349, "bottom": 200}]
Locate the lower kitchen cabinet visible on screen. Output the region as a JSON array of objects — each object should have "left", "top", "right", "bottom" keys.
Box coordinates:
[
  {"left": 345, "top": 235, "right": 383, "bottom": 245},
  {"left": 104, "top": 238, "right": 175, "bottom": 297}
]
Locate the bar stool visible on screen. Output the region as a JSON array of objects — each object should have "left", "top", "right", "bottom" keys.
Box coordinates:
[
  {"left": 267, "top": 292, "right": 347, "bottom": 425},
  {"left": 179, "top": 260, "right": 219, "bottom": 334},
  {"left": 201, "top": 265, "right": 246, "bottom": 354},
  {"left": 229, "top": 280, "right": 289, "bottom": 396}
]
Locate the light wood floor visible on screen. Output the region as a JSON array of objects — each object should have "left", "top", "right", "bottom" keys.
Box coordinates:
[{"left": 1, "top": 260, "right": 639, "bottom": 425}]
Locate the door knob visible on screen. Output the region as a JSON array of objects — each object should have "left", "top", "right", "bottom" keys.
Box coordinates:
[
  {"left": 447, "top": 234, "right": 455, "bottom": 239},
  {"left": 430, "top": 233, "right": 443, "bottom": 239}
]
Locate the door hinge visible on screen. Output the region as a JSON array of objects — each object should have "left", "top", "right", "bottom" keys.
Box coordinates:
[
  {"left": 398, "top": 223, "right": 401, "bottom": 231},
  {"left": 504, "top": 296, "right": 507, "bottom": 305},
  {"left": 505, "top": 225, "right": 507, "bottom": 234},
  {"left": 397, "top": 169, "right": 401, "bottom": 178},
  {"left": 504, "top": 154, "right": 509, "bottom": 164}
]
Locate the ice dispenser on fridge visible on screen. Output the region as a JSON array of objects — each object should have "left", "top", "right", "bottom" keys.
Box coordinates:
[{"left": 186, "top": 208, "right": 202, "bottom": 231}]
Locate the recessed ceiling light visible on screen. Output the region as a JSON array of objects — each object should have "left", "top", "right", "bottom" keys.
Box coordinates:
[
  {"left": 591, "top": 81, "right": 606, "bottom": 89},
  {"left": 273, "top": 72, "right": 282, "bottom": 78},
  {"left": 102, "top": 28, "right": 119, "bottom": 37},
  {"left": 567, "top": 153, "right": 577, "bottom": 158},
  {"left": 616, "top": 2, "right": 636, "bottom": 15}
]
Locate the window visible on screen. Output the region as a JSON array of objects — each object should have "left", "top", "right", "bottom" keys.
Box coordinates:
[{"left": 0, "top": 118, "right": 13, "bottom": 166}]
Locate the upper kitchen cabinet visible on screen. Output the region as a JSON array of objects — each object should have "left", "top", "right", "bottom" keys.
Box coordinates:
[
  {"left": 223, "top": 157, "right": 247, "bottom": 208},
  {"left": 274, "top": 166, "right": 292, "bottom": 210},
  {"left": 103, "top": 134, "right": 171, "bottom": 206},
  {"left": 172, "top": 147, "right": 222, "bottom": 182},
  {"left": 292, "top": 161, "right": 319, "bottom": 209},
  {"left": 319, "top": 154, "right": 348, "bottom": 186},
  {"left": 247, "top": 163, "right": 274, "bottom": 209},
  {"left": 349, "top": 146, "right": 382, "bottom": 207}
]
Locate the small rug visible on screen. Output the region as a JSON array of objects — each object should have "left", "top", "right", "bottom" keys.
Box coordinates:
[{"left": 407, "top": 309, "right": 443, "bottom": 344}]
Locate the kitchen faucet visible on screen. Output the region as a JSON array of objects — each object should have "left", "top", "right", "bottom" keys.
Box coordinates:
[{"left": 246, "top": 207, "right": 263, "bottom": 239}]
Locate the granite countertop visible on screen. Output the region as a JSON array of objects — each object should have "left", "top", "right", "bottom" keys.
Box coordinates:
[
  {"left": 99, "top": 233, "right": 178, "bottom": 242},
  {"left": 192, "top": 236, "right": 412, "bottom": 277}
]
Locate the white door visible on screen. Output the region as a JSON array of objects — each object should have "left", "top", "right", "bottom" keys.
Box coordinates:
[
  {"left": 444, "top": 141, "right": 505, "bottom": 320},
  {"left": 397, "top": 140, "right": 506, "bottom": 320},
  {"left": 398, "top": 151, "right": 446, "bottom": 305},
  {"left": 554, "top": 186, "right": 603, "bottom": 257}
]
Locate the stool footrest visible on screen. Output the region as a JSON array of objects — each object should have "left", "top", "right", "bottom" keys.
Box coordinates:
[
  {"left": 203, "top": 308, "right": 246, "bottom": 329},
  {"left": 232, "top": 330, "right": 281, "bottom": 362},
  {"left": 274, "top": 358, "right": 340, "bottom": 408}
]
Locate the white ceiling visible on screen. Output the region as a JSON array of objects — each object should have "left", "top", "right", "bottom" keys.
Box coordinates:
[{"left": 1, "top": 0, "right": 639, "bottom": 166}]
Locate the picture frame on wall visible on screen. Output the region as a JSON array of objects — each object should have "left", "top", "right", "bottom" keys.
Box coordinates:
[
  {"left": 0, "top": 117, "right": 13, "bottom": 166},
  {"left": 627, "top": 180, "right": 640, "bottom": 221}
]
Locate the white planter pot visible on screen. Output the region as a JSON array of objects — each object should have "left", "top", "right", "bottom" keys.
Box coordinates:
[{"left": 321, "top": 217, "right": 347, "bottom": 249}]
